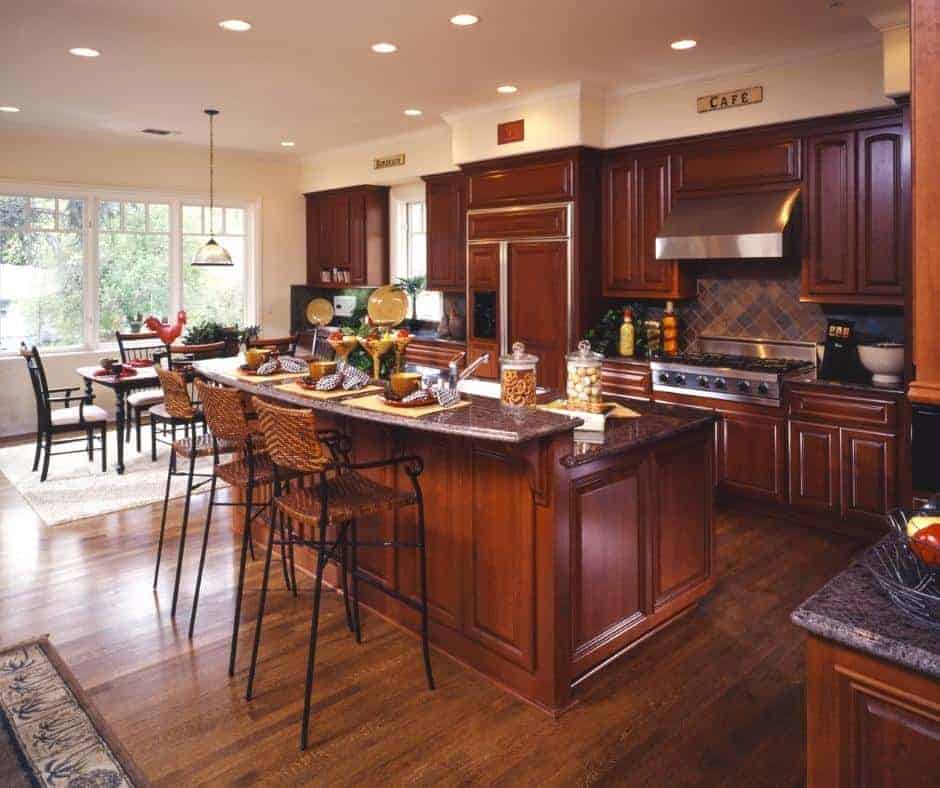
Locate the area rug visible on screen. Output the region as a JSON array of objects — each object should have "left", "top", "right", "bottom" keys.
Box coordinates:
[
  {"left": 0, "top": 432, "right": 220, "bottom": 527},
  {"left": 0, "top": 636, "right": 149, "bottom": 787}
]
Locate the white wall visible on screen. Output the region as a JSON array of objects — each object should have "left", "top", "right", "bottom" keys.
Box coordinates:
[
  {"left": 603, "top": 44, "right": 892, "bottom": 148},
  {"left": 0, "top": 129, "right": 305, "bottom": 437}
]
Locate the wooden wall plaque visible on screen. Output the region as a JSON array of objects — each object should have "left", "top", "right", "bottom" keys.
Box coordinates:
[
  {"left": 497, "top": 119, "right": 525, "bottom": 145},
  {"left": 697, "top": 86, "right": 763, "bottom": 113}
]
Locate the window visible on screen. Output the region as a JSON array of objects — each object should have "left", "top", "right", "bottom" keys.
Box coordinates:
[
  {"left": 0, "top": 195, "right": 84, "bottom": 351},
  {"left": 0, "top": 185, "right": 258, "bottom": 354},
  {"left": 393, "top": 198, "right": 442, "bottom": 323}
]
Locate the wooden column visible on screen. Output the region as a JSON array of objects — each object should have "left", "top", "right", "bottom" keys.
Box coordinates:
[{"left": 910, "top": 0, "right": 940, "bottom": 405}]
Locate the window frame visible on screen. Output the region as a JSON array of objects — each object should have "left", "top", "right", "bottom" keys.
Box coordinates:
[{"left": 0, "top": 179, "right": 261, "bottom": 357}]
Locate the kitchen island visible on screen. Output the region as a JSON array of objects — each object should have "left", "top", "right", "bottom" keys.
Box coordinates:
[{"left": 196, "top": 357, "right": 716, "bottom": 714}]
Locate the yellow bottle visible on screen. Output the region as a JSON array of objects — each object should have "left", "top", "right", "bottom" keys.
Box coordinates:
[
  {"left": 618, "top": 308, "right": 635, "bottom": 357},
  {"left": 662, "top": 300, "right": 679, "bottom": 356}
]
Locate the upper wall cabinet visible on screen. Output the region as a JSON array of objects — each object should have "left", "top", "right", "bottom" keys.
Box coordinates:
[
  {"left": 305, "top": 185, "right": 389, "bottom": 287},
  {"left": 423, "top": 172, "right": 467, "bottom": 292},
  {"left": 674, "top": 134, "right": 802, "bottom": 194},
  {"left": 464, "top": 152, "right": 575, "bottom": 209},
  {"left": 802, "top": 120, "right": 907, "bottom": 305},
  {"left": 602, "top": 152, "right": 696, "bottom": 299}
]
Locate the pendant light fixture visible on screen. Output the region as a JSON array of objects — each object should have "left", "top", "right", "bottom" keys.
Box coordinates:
[{"left": 192, "top": 108, "right": 233, "bottom": 266}]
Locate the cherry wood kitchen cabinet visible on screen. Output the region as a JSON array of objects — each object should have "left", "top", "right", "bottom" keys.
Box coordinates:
[
  {"left": 403, "top": 338, "right": 466, "bottom": 370},
  {"left": 718, "top": 410, "right": 788, "bottom": 502},
  {"left": 305, "top": 185, "right": 389, "bottom": 287},
  {"left": 805, "top": 634, "right": 940, "bottom": 787},
  {"left": 787, "top": 383, "right": 902, "bottom": 533},
  {"left": 423, "top": 172, "right": 467, "bottom": 291},
  {"left": 600, "top": 359, "right": 652, "bottom": 402},
  {"left": 802, "top": 119, "right": 907, "bottom": 305},
  {"left": 601, "top": 152, "right": 696, "bottom": 299}
]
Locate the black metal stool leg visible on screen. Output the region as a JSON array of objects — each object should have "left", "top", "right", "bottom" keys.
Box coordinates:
[
  {"left": 86, "top": 427, "right": 93, "bottom": 461},
  {"left": 188, "top": 468, "right": 218, "bottom": 639},
  {"left": 153, "top": 450, "right": 175, "bottom": 589},
  {"left": 228, "top": 481, "right": 255, "bottom": 677},
  {"left": 151, "top": 416, "right": 158, "bottom": 462},
  {"left": 100, "top": 424, "right": 107, "bottom": 472},
  {"left": 350, "top": 519, "right": 362, "bottom": 644},
  {"left": 416, "top": 499, "right": 435, "bottom": 691},
  {"left": 288, "top": 519, "right": 299, "bottom": 597},
  {"left": 300, "top": 520, "right": 329, "bottom": 751},
  {"left": 246, "top": 505, "right": 279, "bottom": 700},
  {"left": 278, "top": 515, "right": 292, "bottom": 592},
  {"left": 135, "top": 408, "right": 143, "bottom": 453},
  {"left": 340, "top": 528, "right": 353, "bottom": 633},
  {"left": 170, "top": 435, "right": 198, "bottom": 618}
]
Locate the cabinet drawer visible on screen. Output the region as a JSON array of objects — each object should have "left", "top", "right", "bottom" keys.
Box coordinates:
[
  {"left": 468, "top": 206, "right": 567, "bottom": 240},
  {"left": 467, "top": 341, "right": 499, "bottom": 380},
  {"left": 404, "top": 341, "right": 465, "bottom": 371},
  {"left": 600, "top": 362, "right": 651, "bottom": 400},
  {"left": 787, "top": 386, "right": 898, "bottom": 429}
]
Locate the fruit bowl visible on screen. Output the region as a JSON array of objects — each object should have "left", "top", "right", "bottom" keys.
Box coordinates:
[{"left": 858, "top": 343, "right": 904, "bottom": 385}]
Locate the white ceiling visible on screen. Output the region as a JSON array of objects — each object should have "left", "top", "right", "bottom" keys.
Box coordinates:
[{"left": 1, "top": 0, "right": 901, "bottom": 156}]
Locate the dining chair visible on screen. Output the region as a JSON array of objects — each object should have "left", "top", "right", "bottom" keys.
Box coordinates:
[
  {"left": 247, "top": 397, "right": 434, "bottom": 750},
  {"left": 20, "top": 344, "right": 108, "bottom": 481},
  {"left": 115, "top": 330, "right": 166, "bottom": 453},
  {"left": 246, "top": 334, "right": 298, "bottom": 356}
]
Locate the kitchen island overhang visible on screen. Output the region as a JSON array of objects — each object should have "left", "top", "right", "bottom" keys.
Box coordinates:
[{"left": 195, "top": 357, "right": 717, "bottom": 714}]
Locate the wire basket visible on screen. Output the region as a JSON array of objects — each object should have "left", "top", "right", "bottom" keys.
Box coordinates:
[{"left": 862, "top": 509, "right": 940, "bottom": 628}]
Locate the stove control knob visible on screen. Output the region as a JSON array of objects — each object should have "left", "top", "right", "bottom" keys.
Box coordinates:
[
  {"left": 674, "top": 374, "right": 686, "bottom": 386},
  {"left": 698, "top": 376, "right": 709, "bottom": 388},
  {"left": 737, "top": 381, "right": 751, "bottom": 393},
  {"left": 714, "top": 378, "right": 727, "bottom": 390},
  {"left": 658, "top": 372, "right": 670, "bottom": 384},
  {"left": 757, "top": 382, "right": 769, "bottom": 395}
]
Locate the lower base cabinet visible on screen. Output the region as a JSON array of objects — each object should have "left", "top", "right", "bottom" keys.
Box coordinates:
[
  {"left": 805, "top": 634, "right": 940, "bottom": 787},
  {"left": 719, "top": 411, "right": 787, "bottom": 502}
]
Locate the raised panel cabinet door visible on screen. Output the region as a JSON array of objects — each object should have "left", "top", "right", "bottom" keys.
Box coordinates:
[
  {"left": 305, "top": 196, "right": 321, "bottom": 284},
  {"left": 857, "top": 126, "right": 905, "bottom": 296},
  {"left": 330, "top": 193, "right": 351, "bottom": 270},
  {"left": 347, "top": 191, "right": 366, "bottom": 284},
  {"left": 468, "top": 243, "right": 499, "bottom": 288},
  {"left": 676, "top": 136, "right": 802, "bottom": 192},
  {"left": 719, "top": 412, "right": 786, "bottom": 502},
  {"left": 805, "top": 132, "right": 857, "bottom": 294},
  {"left": 637, "top": 154, "right": 673, "bottom": 291},
  {"left": 841, "top": 428, "right": 897, "bottom": 523},
  {"left": 507, "top": 240, "right": 568, "bottom": 391},
  {"left": 467, "top": 446, "right": 536, "bottom": 670},
  {"left": 653, "top": 432, "right": 713, "bottom": 609},
  {"left": 602, "top": 158, "right": 639, "bottom": 292},
  {"left": 468, "top": 158, "right": 573, "bottom": 208},
  {"left": 426, "top": 177, "right": 466, "bottom": 290},
  {"left": 788, "top": 420, "right": 841, "bottom": 515},
  {"left": 570, "top": 461, "right": 648, "bottom": 672}
]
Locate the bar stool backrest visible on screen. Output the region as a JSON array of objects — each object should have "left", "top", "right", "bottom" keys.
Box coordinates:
[
  {"left": 246, "top": 334, "right": 298, "bottom": 356},
  {"left": 155, "top": 367, "right": 196, "bottom": 419},
  {"left": 195, "top": 381, "right": 251, "bottom": 443},
  {"left": 252, "top": 397, "right": 330, "bottom": 473}
]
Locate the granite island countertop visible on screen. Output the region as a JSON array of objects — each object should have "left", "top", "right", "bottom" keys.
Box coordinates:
[{"left": 791, "top": 539, "right": 940, "bottom": 680}]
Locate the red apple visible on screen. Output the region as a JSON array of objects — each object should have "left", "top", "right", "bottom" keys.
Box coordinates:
[{"left": 911, "top": 522, "right": 940, "bottom": 566}]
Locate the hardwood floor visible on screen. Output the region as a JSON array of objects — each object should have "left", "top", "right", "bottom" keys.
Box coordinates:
[{"left": 0, "top": 469, "right": 869, "bottom": 786}]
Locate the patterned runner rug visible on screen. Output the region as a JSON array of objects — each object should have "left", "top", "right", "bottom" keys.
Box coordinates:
[{"left": 0, "top": 637, "right": 148, "bottom": 787}]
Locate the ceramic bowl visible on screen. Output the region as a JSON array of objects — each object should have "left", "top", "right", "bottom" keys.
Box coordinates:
[{"left": 858, "top": 343, "right": 904, "bottom": 385}]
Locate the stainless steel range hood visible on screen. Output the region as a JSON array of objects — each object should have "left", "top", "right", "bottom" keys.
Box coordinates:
[{"left": 655, "top": 186, "right": 800, "bottom": 260}]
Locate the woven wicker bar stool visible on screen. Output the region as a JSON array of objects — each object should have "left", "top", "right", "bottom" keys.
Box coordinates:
[
  {"left": 246, "top": 397, "right": 435, "bottom": 750},
  {"left": 189, "top": 381, "right": 300, "bottom": 670},
  {"left": 153, "top": 367, "right": 233, "bottom": 617}
]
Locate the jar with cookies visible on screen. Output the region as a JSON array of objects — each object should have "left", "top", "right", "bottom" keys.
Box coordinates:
[
  {"left": 499, "top": 342, "right": 539, "bottom": 408},
  {"left": 566, "top": 340, "right": 604, "bottom": 412}
]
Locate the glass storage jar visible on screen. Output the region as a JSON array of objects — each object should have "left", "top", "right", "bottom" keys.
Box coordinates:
[
  {"left": 500, "top": 342, "right": 539, "bottom": 408},
  {"left": 566, "top": 340, "right": 604, "bottom": 412}
]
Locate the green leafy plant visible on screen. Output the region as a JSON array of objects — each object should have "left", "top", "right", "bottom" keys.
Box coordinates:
[
  {"left": 184, "top": 320, "right": 229, "bottom": 345},
  {"left": 395, "top": 276, "right": 426, "bottom": 324}
]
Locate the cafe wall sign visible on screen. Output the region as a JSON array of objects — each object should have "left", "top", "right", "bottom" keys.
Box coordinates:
[
  {"left": 374, "top": 153, "right": 406, "bottom": 170},
  {"left": 697, "top": 86, "right": 764, "bottom": 113}
]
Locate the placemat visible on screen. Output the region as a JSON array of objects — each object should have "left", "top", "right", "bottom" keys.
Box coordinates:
[
  {"left": 538, "top": 400, "right": 642, "bottom": 420},
  {"left": 343, "top": 394, "right": 470, "bottom": 418},
  {"left": 274, "top": 382, "right": 383, "bottom": 400},
  {"left": 234, "top": 368, "right": 306, "bottom": 383}
]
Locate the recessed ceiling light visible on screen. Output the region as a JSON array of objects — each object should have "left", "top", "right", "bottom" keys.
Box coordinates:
[
  {"left": 280, "top": 140, "right": 296, "bottom": 147},
  {"left": 0, "top": 106, "right": 21, "bottom": 113},
  {"left": 219, "top": 19, "right": 252, "bottom": 32},
  {"left": 371, "top": 42, "right": 398, "bottom": 54},
  {"left": 670, "top": 39, "right": 697, "bottom": 50},
  {"left": 69, "top": 47, "right": 101, "bottom": 57},
  {"left": 403, "top": 109, "right": 423, "bottom": 116},
  {"left": 497, "top": 85, "right": 518, "bottom": 94},
  {"left": 450, "top": 13, "right": 479, "bottom": 26}
]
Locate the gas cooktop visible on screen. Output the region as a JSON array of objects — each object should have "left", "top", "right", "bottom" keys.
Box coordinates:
[{"left": 661, "top": 352, "right": 813, "bottom": 375}]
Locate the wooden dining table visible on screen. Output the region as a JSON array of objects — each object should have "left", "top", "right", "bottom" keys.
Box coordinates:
[{"left": 75, "top": 364, "right": 160, "bottom": 475}]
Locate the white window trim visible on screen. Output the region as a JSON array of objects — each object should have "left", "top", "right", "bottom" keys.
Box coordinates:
[{"left": 0, "top": 179, "right": 262, "bottom": 357}]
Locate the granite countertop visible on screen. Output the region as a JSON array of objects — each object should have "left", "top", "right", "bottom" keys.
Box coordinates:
[
  {"left": 785, "top": 370, "right": 906, "bottom": 396},
  {"left": 194, "top": 357, "right": 580, "bottom": 444},
  {"left": 562, "top": 401, "right": 716, "bottom": 467},
  {"left": 791, "top": 539, "right": 940, "bottom": 680}
]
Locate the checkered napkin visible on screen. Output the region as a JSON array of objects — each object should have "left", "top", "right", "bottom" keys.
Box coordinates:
[
  {"left": 434, "top": 388, "right": 461, "bottom": 408},
  {"left": 256, "top": 359, "right": 279, "bottom": 376},
  {"left": 279, "top": 356, "right": 307, "bottom": 374},
  {"left": 402, "top": 389, "right": 432, "bottom": 404},
  {"left": 340, "top": 365, "right": 371, "bottom": 390},
  {"left": 315, "top": 372, "right": 343, "bottom": 391}
]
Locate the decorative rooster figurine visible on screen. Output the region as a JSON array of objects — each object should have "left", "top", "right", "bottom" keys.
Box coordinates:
[{"left": 145, "top": 310, "right": 187, "bottom": 345}]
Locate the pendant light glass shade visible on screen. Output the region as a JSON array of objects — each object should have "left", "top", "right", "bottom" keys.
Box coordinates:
[{"left": 192, "top": 108, "right": 233, "bottom": 267}]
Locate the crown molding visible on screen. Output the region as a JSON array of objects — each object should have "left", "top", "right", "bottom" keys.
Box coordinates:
[{"left": 868, "top": 7, "right": 910, "bottom": 32}]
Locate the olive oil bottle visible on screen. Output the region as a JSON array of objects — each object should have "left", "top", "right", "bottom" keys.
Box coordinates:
[{"left": 618, "top": 308, "right": 635, "bottom": 357}]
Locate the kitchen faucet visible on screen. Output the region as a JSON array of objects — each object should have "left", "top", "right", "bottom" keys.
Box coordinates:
[{"left": 448, "top": 352, "right": 490, "bottom": 390}]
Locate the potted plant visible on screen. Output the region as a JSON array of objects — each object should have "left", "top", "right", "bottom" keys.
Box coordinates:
[
  {"left": 127, "top": 311, "right": 144, "bottom": 332},
  {"left": 395, "top": 275, "right": 426, "bottom": 331}
]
